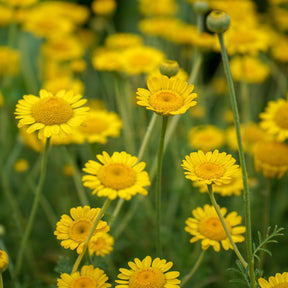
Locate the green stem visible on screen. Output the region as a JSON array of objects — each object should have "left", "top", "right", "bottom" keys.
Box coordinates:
[
  {"left": 155, "top": 116, "right": 169, "bottom": 256},
  {"left": 0, "top": 273, "right": 3, "bottom": 288},
  {"left": 217, "top": 32, "right": 255, "bottom": 287},
  {"left": 72, "top": 198, "right": 111, "bottom": 273},
  {"left": 15, "top": 137, "right": 51, "bottom": 277},
  {"left": 109, "top": 198, "right": 124, "bottom": 228},
  {"left": 181, "top": 250, "right": 206, "bottom": 287},
  {"left": 207, "top": 184, "right": 247, "bottom": 269}
]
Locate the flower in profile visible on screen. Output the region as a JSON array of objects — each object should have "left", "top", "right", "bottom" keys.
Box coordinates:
[
  {"left": 82, "top": 151, "right": 151, "bottom": 200},
  {"left": 188, "top": 125, "right": 225, "bottom": 153},
  {"left": 260, "top": 98, "right": 288, "bottom": 142},
  {"left": 115, "top": 256, "right": 181, "bottom": 288},
  {"left": 15, "top": 89, "right": 89, "bottom": 139},
  {"left": 185, "top": 204, "right": 246, "bottom": 252},
  {"left": 258, "top": 272, "right": 288, "bottom": 288},
  {"left": 182, "top": 150, "right": 239, "bottom": 185},
  {"left": 137, "top": 75, "right": 197, "bottom": 116},
  {"left": 92, "top": 0, "right": 116, "bottom": 15},
  {"left": 0, "top": 250, "right": 8, "bottom": 272},
  {"left": 57, "top": 265, "right": 111, "bottom": 288},
  {"left": 105, "top": 33, "right": 143, "bottom": 50},
  {"left": 88, "top": 232, "right": 114, "bottom": 257},
  {"left": 54, "top": 206, "right": 109, "bottom": 254},
  {"left": 253, "top": 140, "right": 288, "bottom": 178}
]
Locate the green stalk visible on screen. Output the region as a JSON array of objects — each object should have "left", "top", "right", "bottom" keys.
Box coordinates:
[
  {"left": 72, "top": 198, "right": 111, "bottom": 273},
  {"left": 0, "top": 273, "right": 3, "bottom": 288},
  {"left": 155, "top": 116, "right": 169, "bottom": 256},
  {"left": 180, "top": 250, "right": 206, "bottom": 287},
  {"left": 15, "top": 137, "right": 51, "bottom": 277},
  {"left": 217, "top": 32, "right": 255, "bottom": 287},
  {"left": 207, "top": 184, "right": 247, "bottom": 269}
]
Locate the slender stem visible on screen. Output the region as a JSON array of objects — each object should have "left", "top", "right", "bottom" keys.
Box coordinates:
[
  {"left": 217, "top": 32, "right": 255, "bottom": 287},
  {"left": 207, "top": 184, "right": 247, "bottom": 269},
  {"left": 181, "top": 250, "right": 206, "bottom": 287},
  {"left": 15, "top": 137, "right": 51, "bottom": 277},
  {"left": 188, "top": 52, "right": 203, "bottom": 85},
  {"left": 155, "top": 116, "right": 169, "bottom": 256},
  {"left": 109, "top": 198, "right": 124, "bottom": 228},
  {"left": 0, "top": 273, "right": 3, "bottom": 288},
  {"left": 72, "top": 198, "right": 111, "bottom": 273}
]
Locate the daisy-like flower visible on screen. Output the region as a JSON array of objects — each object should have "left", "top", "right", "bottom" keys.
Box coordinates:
[
  {"left": 137, "top": 75, "right": 197, "bottom": 116},
  {"left": 115, "top": 256, "right": 181, "bottom": 288},
  {"left": 185, "top": 204, "right": 246, "bottom": 252},
  {"left": 0, "top": 250, "right": 8, "bottom": 272},
  {"left": 258, "top": 272, "right": 288, "bottom": 288},
  {"left": 182, "top": 150, "right": 239, "bottom": 185},
  {"left": 54, "top": 206, "right": 109, "bottom": 254},
  {"left": 57, "top": 265, "right": 111, "bottom": 288},
  {"left": 15, "top": 89, "right": 89, "bottom": 139},
  {"left": 260, "top": 98, "right": 288, "bottom": 142},
  {"left": 88, "top": 232, "right": 114, "bottom": 257},
  {"left": 82, "top": 151, "right": 150, "bottom": 200}
]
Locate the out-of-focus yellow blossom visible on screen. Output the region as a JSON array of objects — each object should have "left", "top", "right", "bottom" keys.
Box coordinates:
[
  {"left": 42, "top": 36, "right": 85, "bottom": 61},
  {"left": 270, "top": 6, "right": 288, "bottom": 31},
  {"left": 92, "top": 0, "right": 116, "bottom": 15},
  {"left": 62, "top": 164, "right": 74, "bottom": 176},
  {"left": 14, "top": 159, "right": 29, "bottom": 173},
  {"left": 2, "top": 0, "right": 37, "bottom": 7},
  {"left": 92, "top": 48, "right": 123, "bottom": 72},
  {"left": 271, "top": 35, "right": 288, "bottom": 63},
  {"left": 0, "top": 250, "right": 8, "bottom": 273},
  {"left": 0, "top": 91, "right": 4, "bottom": 107},
  {"left": 105, "top": 33, "right": 143, "bottom": 50},
  {"left": 0, "top": 47, "right": 20, "bottom": 77},
  {"left": 190, "top": 105, "right": 206, "bottom": 119},
  {"left": 169, "top": 23, "right": 198, "bottom": 45},
  {"left": 70, "top": 59, "right": 87, "bottom": 74},
  {"left": 19, "top": 127, "right": 44, "bottom": 153},
  {"left": 0, "top": 5, "right": 13, "bottom": 26},
  {"left": 224, "top": 109, "right": 234, "bottom": 124},
  {"left": 138, "top": 0, "right": 178, "bottom": 16},
  {"left": 78, "top": 28, "right": 98, "bottom": 49},
  {"left": 230, "top": 55, "right": 270, "bottom": 83},
  {"left": 212, "top": 76, "right": 228, "bottom": 95}
]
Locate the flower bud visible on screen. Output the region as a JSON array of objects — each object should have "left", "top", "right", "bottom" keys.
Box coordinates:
[
  {"left": 193, "top": 1, "right": 210, "bottom": 15},
  {"left": 159, "top": 60, "right": 179, "bottom": 78},
  {"left": 0, "top": 250, "right": 8, "bottom": 273},
  {"left": 206, "top": 10, "right": 230, "bottom": 33}
]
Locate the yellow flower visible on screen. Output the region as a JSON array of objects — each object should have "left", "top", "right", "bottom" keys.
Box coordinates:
[
  {"left": 78, "top": 109, "right": 122, "bottom": 144},
  {"left": 15, "top": 89, "right": 89, "bottom": 140},
  {"left": 138, "top": 0, "right": 178, "bottom": 16},
  {"left": 121, "top": 46, "right": 165, "bottom": 75},
  {"left": 92, "top": 48, "right": 123, "bottom": 72},
  {"left": 57, "top": 265, "right": 111, "bottom": 288},
  {"left": 188, "top": 125, "right": 225, "bottom": 153},
  {"left": 0, "top": 46, "right": 20, "bottom": 77},
  {"left": 54, "top": 206, "right": 109, "bottom": 254},
  {"left": 185, "top": 204, "right": 246, "bottom": 252},
  {"left": 182, "top": 150, "right": 239, "bottom": 185},
  {"left": 92, "top": 0, "right": 116, "bottom": 15},
  {"left": 0, "top": 250, "right": 8, "bottom": 273},
  {"left": 14, "top": 158, "right": 29, "bottom": 173},
  {"left": 0, "top": 91, "right": 4, "bottom": 107},
  {"left": 137, "top": 75, "right": 197, "bottom": 116},
  {"left": 115, "top": 256, "right": 181, "bottom": 288},
  {"left": 62, "top": 164, "right": 74, "bottom": 176},
  {"left": 88, "top": 232, "right": 114, "bottom": 257},
  {"left": 105, "top": 33, "right": 143, "bottom": 50},
  {"left": 0, "top": 5, "right": 13, "bottom": 26},
  {"left": 253, "top": 140, "right": 288, "bottom": 179},
  {"left": 258, "top": 272, "right": 288, "bottom": 288},
  {"left": 2, "top": 0, "right": 37, "bottom": 7},
  {"left": 82, "top": 151, "right": 151, "bottom": 200},
  {"left": 271, "top": 35, "right": 288, "bottom": 62},
  {"left": 19, "top": 127, "right": 44, "bottom": 153},
  {"left": 230, "top": 55, "right": 270, "bottom": 83},
  {"left": 260, "top": 98, "right": 288, "bottom": 142}
]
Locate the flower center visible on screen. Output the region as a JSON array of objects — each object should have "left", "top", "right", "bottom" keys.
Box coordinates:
[
  {"left": 274, "top": 102, "right": 288, "bottom": 129},
  {"left": 149, "top": 90, "right": 184, "bottom": 113},
  {"left": 199, "top": 216, "right": 231, "bottom": 241},
  {"left": 98, "top": 163, "right": 136, "bottom": 190},
  {"left": 194, "top": 162, "right": 225, "bottom": 179},
  {"left": 80, "top": 117, "right": 108, "bottom": 134},
  {"left": 71, "top": 276, "right": 96, "bottom": 288},
  {"left": 129, "top": 268, "right": 165, "bottom": 288},
  {"left": 32, "top": 97, "right": 73, "bottom": 125},
  {"left": 69, "top": 219, "right": 92, "bottom": 243}
]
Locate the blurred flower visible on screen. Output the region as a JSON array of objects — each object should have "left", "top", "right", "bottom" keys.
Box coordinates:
[
  {"left": 0, "top": 5, "right": 13, "bottom": 26},
  {"left": 258, "top": 272, "right": 288, "bottom": 288},
  {"left": 185, "top": 204, "right": 246, "bottom": 252},
  {"left": 15, "top": 89, "right": 89, "bottom": 139},
  {"left": 2, "top": 0, "right": 37, "bottom": 7},
  {"left": 70, "top": 59, "right": 87, "bottom": 74},
  {"left": 188, "top": 125, "right": 225, "bottom": 152},
  {"left": 182, "top": 150, "right": 239, "bottom": 185},
  {"left": 88, "top": 232, "right": 114, "bottom": 257},
  {"left": 271, "top": 35, "right": 288, "bottom": 63},
  {"left": 57, "top": 265, "right": 111, "bottom": 288},
  {"left": 0, "top": 47, "right": 20, "bottom": 77},
  {"left": 260, "top": 98, "right": 288, "bottom": 142},
  {"left": 82, "top": 151, "right": 150, "bottom": 200},
  {"left": 54, "top": 206, "right": 109, "bottom": 254},
  {"left": 230, "top": 55, "right": 270, "bottom": 83},
  {"left": 138, "top": 0, "right": 178, "bottom": 16},
  {"left": 115, "top": 256, "right": 181, "bottom": 288},
  {"left": 62, "top": 164, "right": 74, "bottom": 176},
  {"left": 105, "top": 33, "right": 143, "bottom": 50},
  {"left": 92, "top": 48, "right": 123, "bottom": 72},
  {"left": 14, "top": 159, "right": 29, "bottom": 173},
  {"left": 92, "top": 0, "right": 116, "bottom": 15},
  {"left": 190, "top": 105, "right": 206, "bottom": 119},
  {"left": 137, "top": 75, "right": 197, "bottom": 116},
  {"left": 212, "top": 76, "right": 228, "bottom": 95},
  {"left": 0, "top": 250, "right": 8, "bottom": 273},
  {"left": 0, "top": 91, "right": 4, "bottom": 107},
  {"left": 253, "top": 140, "right": 288, "bottom": 179},
  {"left": 19, "top": 127, "right": 44, "bottom": 153}
]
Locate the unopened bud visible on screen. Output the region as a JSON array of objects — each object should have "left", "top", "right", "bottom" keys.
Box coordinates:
[
  {"left": 206, "top": 10, "right": 230, "bottom": 33},
  {"left": 194, "top": 1, "right": 210, "bottom": 15},
  {"left": 159, "top": 60, "right": 179, "bottom": 78}
]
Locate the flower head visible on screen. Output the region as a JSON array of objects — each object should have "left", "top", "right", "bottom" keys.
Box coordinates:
[
  {"left": 0, "top": 250, "right": 8, "bottom": 273},
  {"left": 182, "top": 150, "right": 239, "bottom": 185},
  {"left": 185, "top": 204, "right": 246, "bottom": 252},
  {"left": 0, "top": 46, "right": 20, "bottom": 77},
  {"left": 260, "top": 98, "right": 288, "bottom": 142},
  {"left": 88, "top": 232, "right": 114, "bottom": 257},
  {"left": 258, "top": 272, "right": 288, "bottom": 288},
  {"left": 57, "top": 265, "right": 111, "bottom": 288},
  {"left": 137, "top": 75, "right": 197, "bottom": 116},
  {"left": 115, "top": 256, "right": 181, "bottom": 288},
  {"left": 82, "top": 151, "right": 150, "bottom": 200},
  {"left": 15, "top": 89, "right": 89, "bottom": 139},
  {"left": 54, "top": 206, "right": 109, "bottom": 254}
]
